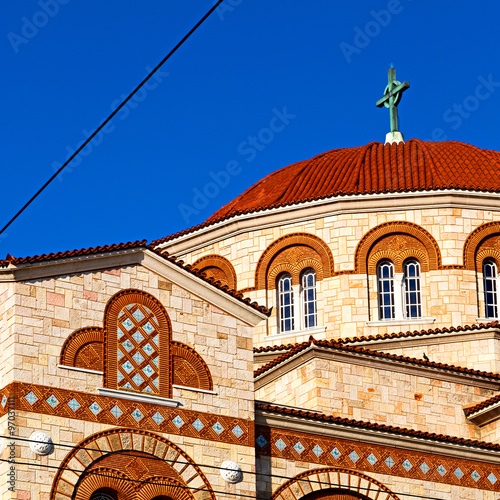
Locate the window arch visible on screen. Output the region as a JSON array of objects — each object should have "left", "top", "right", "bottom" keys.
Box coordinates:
[
  {"left": 278, "top": 273, "right": 294, "bottom": 332},
  {"left": 377, "top": 260, "right": 395, "bottom": 320},
  {"left": 104, "top": 289, "right": 172, "bottom": 399},
  {"left": 403, "top": 259, "right": 422, "bottom": 319},
  {"left": 483, "top": 259, "right": 499, "bottom": 319},
  {"left": 90, "top": 491, "right": 117, "bottom": 500},
  {"left": 301, "top": 268, "right": 317, "bottom": 328}
]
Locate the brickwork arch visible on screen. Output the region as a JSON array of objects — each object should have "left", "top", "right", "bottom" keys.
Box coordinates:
[
  {"left": 272, "top": 468, "right": 400, "bottom": 500},
  {"left": 60, "top": 290, "right": 213, "bottom": 392},
  {"left": 464, "top": 221, "right": 500, "bottom": 270},
  {"left": 192, "top": 254, "right": 237, "bottom": 290},
  {"left": 255, "top": 233, "right": 334, "bottom": 290},
  {"left": 60, "top": 327, "right": 104, "bottom": 371},
  {"left": 354, "top": 221, "right": 441, "bottom": 274},
  {"left": 50, "top": 428, "right": 215, "bottom": 500}
]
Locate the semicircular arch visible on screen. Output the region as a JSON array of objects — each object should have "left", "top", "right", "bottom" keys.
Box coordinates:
[
  {"left": 272, "top": 467, "right": 400, "bottom": 500},
  {"left": 255, "top": 233, "right": 334, "bottom": 290},
  {"left": 354, "top": 221, "right": 441, "bottom": 274},
  {"left": 50, "top": 428, "right": 215, "bottom": 500},
  {"left": 192, "top": 254, "right": 237, "bottom": 290},
  {"left": 464, "top": 221, "right": 500, "bottom": 270}
]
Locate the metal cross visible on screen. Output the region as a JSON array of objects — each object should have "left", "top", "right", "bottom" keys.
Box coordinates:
[{"left": 376, "top": 67, "right": 410, "bottom": 133}]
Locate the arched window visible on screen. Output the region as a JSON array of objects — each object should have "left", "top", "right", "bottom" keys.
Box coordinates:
[
  {"left": 301, "top": 268, "right": 317, "bottom": 328},
  {"left": 377, "top": 261, "right": 395, "bottom": 320},
  {"left": 105, "top": 290, "right": 172, "bottom": 399},
  {"left": 278, "top": 273, "right": 294, "bottom": 332},
  {"left": 403, "top": 259, "right": 422, "bottom": 318},
  {"left": 483, "top": 259, "right": 499, "bottom": 318}
]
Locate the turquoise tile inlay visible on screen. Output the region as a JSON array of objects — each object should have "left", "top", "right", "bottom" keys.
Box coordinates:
[
  {"left": 256, "top": 435, "right": 267, "bottom": 448},
  {"left": 24, "top": 391, "right": 38, "bottom": 405},
  {"left": 212, "top": 422, "right": 224, "bottom": 435},
  {"left": 385, "top": 456, "right": 395, "bottom": 468},
  {"left": 110, "top": 405, "right": 122, "bottom": 418},
  {"left": 420, "top": 462, "right": 430, "bottom": 474},
  {"left": 349, "top": 451, "right": 359, "bottom": 463},
  {"left": 488, "top": 473, "right": 497, "bottom": 484},
  {"left": 437, "top": 465, "right": 447, "bottom": 476},
  {"left": 192, "top": 419, "right": 204, "bottom": 431},
  {"left": 331, "top": 447, "right": 341, "bottom": 459},
  {"left": 89, "top": 402, "right": 101, "bottom": 415},
  {"left": 293, "top": 442, "right": 305, "bottom": 454},
  {"left": 402, "top": 459, "right": 412, "bottom": 471},
  {"left": 312, "top": 445, "right": 323, "bottom": 457},
  {"left": 131, "top": 409, "right": 143, "bottom": 422},
  {"left": 67, "top": 398, "right": 80, "bottom": 411},
  {"left": 152, "top": 412, "right": 164, "bottom": 424},
  {"left": 232, "top": 425, "right": 243, "bottom": 438},
  {"left": 367, "top": 453, "right": 377, "bottom": 465},
  {"left": 454, "top": 468, "right": 463, "bottom": 480},
  {"left": 471, "top": 470, "right": 480, "bottom": 482},
  {"left": 172, "top": 415, "right": 184, "bottom": 428},
  {"left": 132, "top": 309, "right": 145, "bottom": 322},
  {"left": 275, "top": 439, "right": 286, "bottom": 451}
]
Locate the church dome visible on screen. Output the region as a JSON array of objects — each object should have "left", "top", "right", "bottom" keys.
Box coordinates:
[{"left": 206, "top": 139, "right": 500, "bottom": 224}]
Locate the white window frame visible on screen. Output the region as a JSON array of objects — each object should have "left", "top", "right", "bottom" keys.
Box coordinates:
[
  {"left": 377, "top": 260, "right": 395, "bottom": 320},
  {"left": 277, "top": 273, "right": 295, "bottom": 332},
  {"left": 402, "top": 259, "right": 422, "bottom": 319},
  {"left": 301, "top": 268, "right": 317, "bottom": 329},
  {"left": 376, "top": 259, "right": 424, "bottom": 322},
  {"left": 483, "top": 259, "right": 499, "bottom": 319}
]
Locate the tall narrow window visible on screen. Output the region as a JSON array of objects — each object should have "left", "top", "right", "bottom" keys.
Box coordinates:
[
  {"left": 117, "top": 303, "right": 160, "bottom": 394},
  {"left": 403, "top": 259, "right": 422, "bottom": 318},
  {"left": 278, "top": 273, "right": 294, "bottom": 332},
  {"left": 301, "top": 268, "right": 317, "bottom": 328},
  {"left": 377, "top": 261, "right": 395, "bottom": 320},
  {"left": 484, "top": 259, "right": 498, "bottom": 319}
]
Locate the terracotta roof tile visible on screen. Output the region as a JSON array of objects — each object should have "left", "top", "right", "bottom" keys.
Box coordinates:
[
  {"left": 254, "top": 335, "right": 500, "bottom": 379},
  {"left": 2, "top": 242, "right": 270, "bottom": 316},
  {"left": 152, "top": 139, "right": 500, "bottom": 246},
  {"left": 464, "top": 394, "right": 500, "bottom": 416},
  {"left": 256, "top": 402, "right": 500, "bottom": 449},
  {"left": 253, "top": 322, "right": 500, "bottom": 353}
]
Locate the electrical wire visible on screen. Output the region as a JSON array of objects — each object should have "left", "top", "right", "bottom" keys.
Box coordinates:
[
  {"left": 1, "top": 436, "right": 449, "bottom": 500},
  {"left": 0, "top": 0, "right": 224, "bottom": 238}
]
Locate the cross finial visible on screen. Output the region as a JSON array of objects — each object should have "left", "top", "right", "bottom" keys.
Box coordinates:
[{"left": 376, "top": 67, "right": 410, "bottom": 144}]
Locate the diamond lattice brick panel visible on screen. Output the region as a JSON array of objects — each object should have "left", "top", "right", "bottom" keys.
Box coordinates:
[{"left": 117, "top": 304, "right": 160, "bottom": 394}]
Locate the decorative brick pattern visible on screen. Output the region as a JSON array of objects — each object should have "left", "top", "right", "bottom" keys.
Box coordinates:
[
  {"left": 254, "top": 233, "right": 334, "bottom": 290},
  {"left": 464, "top": 221, "right": 500, "bottom": 270},
  {"left": 256, "top": 425, "right": 500, "bottom": 492},
  {"left": 355, "top": 221, "right": 441, "bottom": 274},
  {"left": 272, "top": 467, "right": 401, "bottom": 500},
  {"left": 1, "top": 382, "right": 253, "bottom": 447},
  {"left": 104, "top": 289, "right": 172, "bottom": 398},
  {"left": 60, "top": 327, "right": 104, "bottom": 370},
  {"left": 192, "top": 254, "right": 237, "bottom": 290},
  {"left": 50, "top": 428, "right": 216, "bottom": 500}
]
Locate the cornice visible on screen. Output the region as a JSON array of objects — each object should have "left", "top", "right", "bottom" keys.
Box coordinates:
[
  {"left": 256, "top": 410, "right": 500, "bottom": 465},
  {"left": 157, "top": 190, "right": 500, "bottom": 256},
  {"left": 254, "top": 345, "right": 500, "bottom": 391},
  {"left": 0, "top": 248, "right": 267, "bottom": 326}
]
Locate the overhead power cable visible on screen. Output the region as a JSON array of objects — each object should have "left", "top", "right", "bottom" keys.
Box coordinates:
[
  {"left": 0, "top": 0, "right": 224, "bottom": 238},
  {"left": 2, "top": 436, "right": 447, "bottom": 500}
]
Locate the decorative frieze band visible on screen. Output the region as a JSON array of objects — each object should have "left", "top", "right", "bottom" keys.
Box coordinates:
[
  {"left": 0, "top": 383, "right": 253, "bottom": 447},
  {"left": 255, "top": 425, "right": 500, "bottom": 492}
]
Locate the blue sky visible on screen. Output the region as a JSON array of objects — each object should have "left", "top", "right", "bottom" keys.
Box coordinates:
[{"left": 2, "top": 1, "right": 500, "bottom": 258}]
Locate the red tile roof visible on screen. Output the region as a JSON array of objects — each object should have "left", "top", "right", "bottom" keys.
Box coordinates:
[
  {"left": 254, "top": 335, "right": 500, "bottom": 379},
  {"left": 152, "top": 139, "right": 500, "bottom": 245},
  {"left": 464, "top": 394, "right": 500, "bottom": 416},
  {"left": 1, "top": 242, "right": 270, "bottom": 315},
  {"left": 253, "top": 322, "right": 500, "bottom": 353},
  {"left": 256, "top": 401, "right": 500, "bottom": 449}
]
